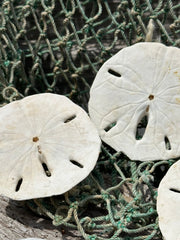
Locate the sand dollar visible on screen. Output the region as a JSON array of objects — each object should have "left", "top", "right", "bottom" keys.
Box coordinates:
[
  {"left": 0, "top": 93, "right": 101, "bottom": 200},
  {"left": 157, "top": 160, "right": 180, "bottom": 240},
  {"left": 89, "top": 42, "right": 180, "bottom": 161}
]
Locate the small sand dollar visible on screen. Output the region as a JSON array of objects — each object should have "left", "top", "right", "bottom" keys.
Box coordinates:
[
  {"left": 89, "top": 42, "right": 180, "bottom": 161},
  {"left": 0, "top": 93, "right": 101, "bottom": 200},
  {"left": 157, "top": 160, "right": 180, "bottom": 240}
]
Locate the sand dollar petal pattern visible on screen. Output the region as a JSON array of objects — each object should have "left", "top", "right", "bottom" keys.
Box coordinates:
[
  {"left": 0, "top": 93, "right": 101, "bottom": 200},
  {"left": 89, "top": 42, "right": 180, "bottom": 161},
  {"left": 157, "top": 160, "right": 180, "bottom": 240}
]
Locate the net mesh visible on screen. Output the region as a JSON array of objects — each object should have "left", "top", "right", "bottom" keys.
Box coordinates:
[{"left": 0, "top": 0, "right": 180, "bottom": 239}]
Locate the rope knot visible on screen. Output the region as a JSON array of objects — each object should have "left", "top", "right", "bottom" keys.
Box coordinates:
[
  {"left": 40, "top": 32, "right": 46, "bottom": 38},
  {"left": 101, "top": 191, "right": 109, "bottom": 200},
  {"left": 0, "top": 27, "right": 6, "bottom": 33},
  {"left": 19, "top": 29, "right": 26, "bottom": 35},
  {"left": 117, "top": 220, "right": 125, "bottom": 229},
  {"left": 64, "top": 17, "right": 70, "bottom": 24},
  {"left": 70, "top": 201, "right": 78, "bottom": 209},
  {"left": 150, "top": 15, "right": 157, "bottom": 19},
  {"left": 88, "top": 235, "right": 97, "bottom": 240},
  {"left": 44, "top": 7, "right": 53, "bottom": 14}
]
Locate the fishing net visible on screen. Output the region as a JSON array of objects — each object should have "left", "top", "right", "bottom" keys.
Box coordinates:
[{"left": 0, "top": 0, "right": 179, "bottom": 239}]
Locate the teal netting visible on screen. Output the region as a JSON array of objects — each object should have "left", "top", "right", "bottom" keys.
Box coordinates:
[{"left": 0, "top": 0, "right": 180, "bottom": 239}]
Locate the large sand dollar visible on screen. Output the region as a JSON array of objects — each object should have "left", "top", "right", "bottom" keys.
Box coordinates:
[
  {"left": 0, "top": 93, "right": 101, "bottom": 200},
  {"left": 157, "top": 160, "right": 180, "bottom": 240},
  {"left": 89, "top": 42, "right": 180, "bottom": 161}
]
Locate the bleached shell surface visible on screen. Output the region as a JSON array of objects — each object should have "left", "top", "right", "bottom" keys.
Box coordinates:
[
  {"left": 157, "top": 160, "right": 180, "bottom": 240},
  {"left": 0, "top": 93, "right": 101, "bottom": 200},
  {"left": 89, "top": 42, "right": 180, "bottom": 161}
]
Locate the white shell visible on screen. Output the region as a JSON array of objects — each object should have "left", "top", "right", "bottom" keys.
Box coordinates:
[
  {"left": 0, "top": 93, "right": 101, "bottom": 200},
  {"left": 157, "top": 160, "right": 180, "bottom": 240},
  {"left": 89, "top": 42, "right": 180, "bottom": 161}
]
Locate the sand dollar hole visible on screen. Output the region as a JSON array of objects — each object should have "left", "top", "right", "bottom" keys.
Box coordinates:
[
  {"left": 135, "top": 115, "right": 148, "bottom": 140},
  {"left": 41, "top": 162, "right": 51, "bottom": 177},
  {"left": 64, "top": 114, "right": 76, "bottom": 123},
  {"left": 104, "top": 121, "right": 117, "bottom": 132},
  {"left": 108, "top": 69, "right": 121, "bottom": 77},
  {"left": 164, "top": 136, "right": 171, "bottom": 150},
  {"left": 15, "top": 178, "right": 23, "bottom": 192},
  {"left": 169, "top": 188, "right": 180, "bottom": 193},
  {"left": 70, "top": 159, "right": 84, "bottom": 168}
]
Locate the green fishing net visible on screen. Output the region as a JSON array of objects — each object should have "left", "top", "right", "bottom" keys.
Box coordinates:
[{"left": 0, "top": 0, "right": 179, "bottom": 239}]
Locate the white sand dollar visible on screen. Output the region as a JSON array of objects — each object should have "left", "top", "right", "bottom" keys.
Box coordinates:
[
  {"left": 157, "top": 160, "right": 180, "bottom": 240},
  {"left": 89, "top": 42, "right": 180, "bottom": 161},
  {"left": 0, "top": 93, "right": 101, "bottom": 200}
]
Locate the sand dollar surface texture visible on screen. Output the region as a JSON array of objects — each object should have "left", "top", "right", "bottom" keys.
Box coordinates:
[
  {"left": 157, "top": 160, "right": 180, "bottom": 240},
  {"left": 0, "top": 93, "right": 101, "bottom": 200},
  {"left": 89, "top": 42, "right": 180, "bottom": 161}
]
